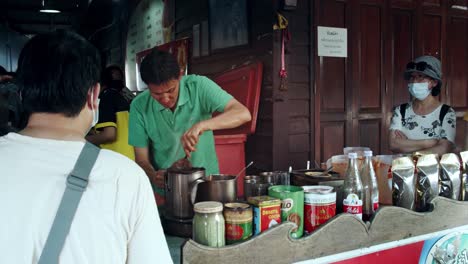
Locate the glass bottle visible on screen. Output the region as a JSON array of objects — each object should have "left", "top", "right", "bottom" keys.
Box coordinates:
[
  {"left": 360, "top": 150, "right": 379, "bottom": 221},
  {"left": 192, "top": 201, "right": 225, "bottom": 247},
  {"left": 342, "top": 152, "right": 364, "bottom": 220}
]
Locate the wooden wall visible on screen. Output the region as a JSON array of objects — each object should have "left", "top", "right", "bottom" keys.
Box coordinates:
[
  {"left": 272, "top": 0, "right": 313, "bottom": 170},
  {"left": 313, "top": 0, "right": 468, "bottom": 162},
  {"left": 174, "top": 0, "right": 275, "bottom": 172}
]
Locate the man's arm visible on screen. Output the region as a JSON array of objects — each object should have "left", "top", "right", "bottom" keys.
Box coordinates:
[
  {"left": 134, "top": 146, "right": 165, "bottom": 188},
  {"left": 182, "top": 98, "right": 251, "bottom": 156},
  {"left": 85, "top": 126, "right": 116, "bottom": 145},
  {"left": 389, "top": 129, "right": 438, "bottom": 153}
]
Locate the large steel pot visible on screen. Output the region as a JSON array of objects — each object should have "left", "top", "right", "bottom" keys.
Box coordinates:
[
  {"left": 190, "top": 174, "right": 237, "bottom": 204},
  {"left": 165, "top": 167, "right": 205, "bottom": 219}
]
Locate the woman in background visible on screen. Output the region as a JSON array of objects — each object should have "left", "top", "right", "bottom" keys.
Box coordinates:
[{"left": 389, "top": 55, "right": 456, "bottom": 156}]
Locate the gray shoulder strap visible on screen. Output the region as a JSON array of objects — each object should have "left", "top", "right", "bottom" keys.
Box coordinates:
[{"left": 38, "top": 142, "right": 100, "bottom": 264}]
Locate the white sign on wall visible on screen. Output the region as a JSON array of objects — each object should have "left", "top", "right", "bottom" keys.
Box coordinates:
[{"left": 317, "top": 26, "right": 347, "bottom": 58}]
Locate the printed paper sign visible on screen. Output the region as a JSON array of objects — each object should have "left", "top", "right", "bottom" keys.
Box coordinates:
[{"left": 317, "top": 26, "right": 347, "bottom": 58}]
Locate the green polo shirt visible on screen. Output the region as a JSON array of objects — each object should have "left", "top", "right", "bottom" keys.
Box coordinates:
[{"left": 129, "top": 75, "right": 233, "bottom": 176}]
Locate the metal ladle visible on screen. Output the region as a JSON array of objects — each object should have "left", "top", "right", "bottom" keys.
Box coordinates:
[{"left": 235, "top": 161, "right": 254, "bottom": 180}]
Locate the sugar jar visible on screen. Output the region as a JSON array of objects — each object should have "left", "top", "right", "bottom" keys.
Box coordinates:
[{"left": 192, "top": 201, "right": 225, "bottom": 247}]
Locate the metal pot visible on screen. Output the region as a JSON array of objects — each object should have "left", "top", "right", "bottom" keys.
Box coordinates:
[
  {"left": 190, "top": 174, "right": 237, "bottom": 204},
  {"left": 165, "top": 167, "right": 205, "bottom": 219}
]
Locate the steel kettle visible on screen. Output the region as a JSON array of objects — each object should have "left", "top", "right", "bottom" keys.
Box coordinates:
[{"left": 165, "top": 167, "right": 205, "bottom": 219}]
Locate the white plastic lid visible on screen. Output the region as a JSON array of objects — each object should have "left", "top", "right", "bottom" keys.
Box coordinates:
[
  {"left": 194, "top": 201, "right": 223, "bottom": 214},
  {"left": 363, "top": 150, "right": 373, "bottom": 157},
  {"left": 348, "top": 152, "right": 358, "bottom": 159}
]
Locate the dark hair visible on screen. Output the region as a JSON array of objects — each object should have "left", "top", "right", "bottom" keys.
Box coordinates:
[
  {"left": 140, "top": 49, "right": 180, "bottom": 85},
  {"left": 16, "top": 30, "right": 101, "bottom": 117},
  {"left": 431, "top": 80, "right": 441, "bottom": 96},
  {"left": 102, "top": 65, "right": 124, "bottom": 89},
  {"left": 102, "top": 65, "right": 124, "bottom": 82}
]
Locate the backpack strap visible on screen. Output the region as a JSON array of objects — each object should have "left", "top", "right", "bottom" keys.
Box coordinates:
[
  {"left": 439, "top": 104, "right": 450, "bottom": 125},
  {"left": 38, "top": 142, "right": 100, "bottom": 264},
  {"left": 400, "top": 103, "right": 408, "bottom": 125}
]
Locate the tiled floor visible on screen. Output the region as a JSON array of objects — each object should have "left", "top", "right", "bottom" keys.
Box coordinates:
[{"left": 166, "top": 235, "right": 187, "bottom": 264}]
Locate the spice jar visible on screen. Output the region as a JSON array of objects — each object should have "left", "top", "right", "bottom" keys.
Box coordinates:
[
  {"left": 192, "top": 201, "right": 225, "bottom": 247},
  {"left": 223, "top": 203, "right": 253, "bottom": 244}
]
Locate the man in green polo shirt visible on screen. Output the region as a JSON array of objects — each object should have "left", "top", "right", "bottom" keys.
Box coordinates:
[{"left": 129, "top": 49, "right": 251, "bottom": 206}]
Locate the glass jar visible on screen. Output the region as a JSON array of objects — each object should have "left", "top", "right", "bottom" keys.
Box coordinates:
[{"left": 192, "top": 201, "right": 225, "bottom": 247}]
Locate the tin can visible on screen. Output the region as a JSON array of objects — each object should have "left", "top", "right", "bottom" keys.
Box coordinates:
[
  {"left": 268, "top": 185, "right": 304, "bottom": 238},
  {"left": 247, "top": 196, "right": 282, "bottom": 235},
  {"left": 302, "top": 186, "right": 336, "bottom": 234},
  {"left": 223, "top": 203, "right": 253, "bottom": 244}
]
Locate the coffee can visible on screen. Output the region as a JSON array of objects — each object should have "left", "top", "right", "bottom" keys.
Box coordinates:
[
  {"left": 302, "top": 186, "right": 336, "bottom": 234},
  {"left": 268, "top": 185, "right": 304, "bottom": 238}
]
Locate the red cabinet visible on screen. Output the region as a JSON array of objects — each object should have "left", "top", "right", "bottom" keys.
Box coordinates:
[{"left": 213, "top": 62, "right": 263, "bottom": 197}]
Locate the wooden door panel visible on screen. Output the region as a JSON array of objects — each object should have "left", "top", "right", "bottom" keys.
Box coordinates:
[
  {"left": 391, "top": 10, "right": 413, "bottom": 108},
  {"left": 358, "top": 5, "right": 383, "bottom": 112},
  {"left": 455, "top": 117, "right": 467, "bottom": 149},
  {"left": 319, "top": 0, "right": 347, "bottom": 113},
  {"left": 391, "top": 0, "right": 416, "bottom": 9},
  {"left": 321, "top": 57, "right": 346, "bottom": 112},
  {"left": 358, "top": 119, "right": 382, "bottom": 154},
  {"left": 320, "top": 122, "right": 346, "bottom": 162},
  {"left": 423, "top": 0, "right": 441, "bottom": 6},
  {"left": 315, "top": 0, "right": 350, "bottom": 162},
  {"left": 447, "top": 17, "right": 468, "bottom": 110},
  {"left": 422, "top": 14, "right": 442, "bottom": 58}
]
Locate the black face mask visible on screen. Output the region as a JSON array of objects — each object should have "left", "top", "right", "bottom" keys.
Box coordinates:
[{"left": 108, "top": 80, "right": 124, "bottom": 90}]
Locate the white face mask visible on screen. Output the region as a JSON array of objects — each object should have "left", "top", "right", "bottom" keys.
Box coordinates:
[
  {"left": 408, "top": 82, "right": 431, "bottom": 101},
  {"left": 86, "top": 93, "right": 100, "bottom": 135},
  {"left": 91, "top": 98, "right": 100, "bottom": 127}
]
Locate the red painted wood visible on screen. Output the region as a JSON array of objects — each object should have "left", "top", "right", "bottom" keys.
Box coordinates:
[
  {"left": 333, "top": 241, "right": 425, "bottom": 264},
  {"left": 214, "top": 135, "right": 247, "bottom": 197},
  {"left": 213, "top": 62, "right": 263, "bottom": 136}
]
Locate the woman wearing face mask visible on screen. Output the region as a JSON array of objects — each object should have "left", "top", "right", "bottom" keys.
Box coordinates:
[
  {"left": 86, "top": 65, "right": 135, "bottom": 160},
  {"left": 389, "top": 55, "right": 456, "bottom": 156}
]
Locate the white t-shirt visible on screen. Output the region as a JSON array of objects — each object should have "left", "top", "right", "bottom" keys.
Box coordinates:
[
  {"left": 0, "top": 133, "right": 173, "bottom": 264},
  {"left": 389, "top": 103, "right": 456, "bottom": 143}
]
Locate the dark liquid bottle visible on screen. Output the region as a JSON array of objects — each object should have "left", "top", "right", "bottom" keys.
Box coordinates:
[{"left": 361, "top": 150, "right": 379, "bottom": 221}]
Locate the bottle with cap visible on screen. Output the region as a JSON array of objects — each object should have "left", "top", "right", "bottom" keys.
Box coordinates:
[
  {"left": 342, "top": 152, "right": 364, "bottom": 220},
  {"left": 360, "top": 150, "right": 379, "bottom": 221}
]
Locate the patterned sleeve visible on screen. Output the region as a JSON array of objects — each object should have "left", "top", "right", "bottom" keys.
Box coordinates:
[
  {"left": 441, "top": 107, "right": 456, "bottom": 143},
  {"left": 389, "top": 106, "right": 402, "bottom": 131}
]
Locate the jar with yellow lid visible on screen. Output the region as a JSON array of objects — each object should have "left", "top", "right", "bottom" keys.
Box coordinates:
[{"left": 192, "top": 201, "right": 225, "bottom": 247}]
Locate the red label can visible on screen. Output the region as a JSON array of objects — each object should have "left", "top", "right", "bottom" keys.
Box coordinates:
[{"left": 303, "top": 186, "right": 336, "bottom": 234}]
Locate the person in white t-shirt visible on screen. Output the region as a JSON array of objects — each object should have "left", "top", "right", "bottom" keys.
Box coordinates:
[
  {"left": 0, "top": 30, "right": 173, "bottom": 264},
  {"left": 389, "top": 55, "right": 456, "bottom": 156}
]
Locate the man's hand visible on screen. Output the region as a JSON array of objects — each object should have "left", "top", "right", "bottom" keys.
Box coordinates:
[
  {"left": 148, "top": 169, "right": 166, "bottom": 188},
  {"left": 182, "top": 121, "right": 207, "bottom": 157}
]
